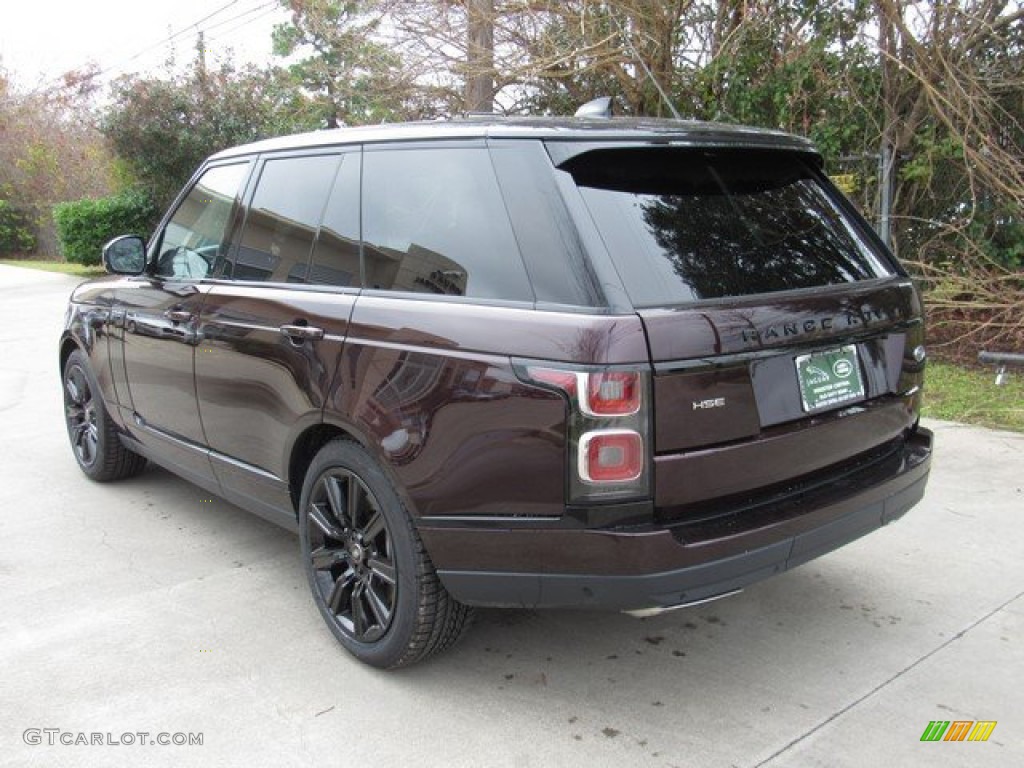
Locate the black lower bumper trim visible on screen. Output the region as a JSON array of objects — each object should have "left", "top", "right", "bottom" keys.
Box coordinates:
[{"left": 437, "top": 430, "right": 931, "bottom": 610}]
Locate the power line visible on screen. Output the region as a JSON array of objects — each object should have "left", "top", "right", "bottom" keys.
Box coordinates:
[
  {"left": 94, "top": 0, "right": 247, "bottom": 78},
  {"left": 197, "top": 0, "right": 280, "bottom": 37},
  {"left": 204, "top": 2, "right": 284, "bottom": 48},
  {"left": 180, "top": 0, "right": 245, "bottom": 36},
  {"left": 39, "top": 0, "right": 272, "bottom": 90},
  {"left": 151, "top": 1, "right": 284, "bottom": 71}
]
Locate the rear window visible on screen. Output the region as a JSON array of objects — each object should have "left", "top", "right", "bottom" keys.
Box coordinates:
[{"left": 561, "top": 148, "right": 892, "bottom": 306}]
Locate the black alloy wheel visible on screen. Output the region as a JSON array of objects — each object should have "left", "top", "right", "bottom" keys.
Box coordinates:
[
  {"left": 306, "top": 468, "right": 397, "bottom": 643},
  {"left": 62, "top": 349, "right": 146, "bottom": 482},
  {"left": 64, "top": 361, "right": 99, "bottom": 469},
  {"left": 298, "top": 440, "right": 472, "bottom": 668}
]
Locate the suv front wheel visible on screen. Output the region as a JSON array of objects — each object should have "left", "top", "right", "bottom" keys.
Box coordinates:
[
  {"left": 298, "top": 440, "right": 472, "bottom": 668},
  {"left": 62, "top": 349, "right": 147, "bottom": 482}
]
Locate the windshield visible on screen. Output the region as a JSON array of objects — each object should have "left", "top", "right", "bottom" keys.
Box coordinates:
[{"left": 560, "top": 147, "right": 893, "bottom": 306}]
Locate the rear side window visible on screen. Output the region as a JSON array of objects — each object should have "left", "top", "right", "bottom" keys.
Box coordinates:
[
  {"left": 310, "top": 153, "right": 361, "bottom": 287},
  {"left": 489, "top": 141, "right": 602, "bottom": 307},
  {"left": 361, "top": 147, "right": 533, "bottom": 302},
  {"left": 230, "top": 154, "right": 340, "bottom": 282},
  {"left": 562, "top": 148, "right": 892, "bottom": 306}
]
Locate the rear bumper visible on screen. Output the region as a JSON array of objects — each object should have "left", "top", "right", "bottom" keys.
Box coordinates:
[{"left": 422, "top": 427, "right": 932, "bottom": 610}]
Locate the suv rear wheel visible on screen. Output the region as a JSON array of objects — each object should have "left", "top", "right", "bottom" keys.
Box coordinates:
[{"left": 298, "top": 440, "right": 472, "bottom": 668}]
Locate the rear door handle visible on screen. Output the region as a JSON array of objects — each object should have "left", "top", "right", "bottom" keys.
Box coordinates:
[
  {"left": 279, "top": 324, "right": 324, "bottom": 342},
  {"left": 165, "top": 309, "right": 194, "bottom": 323}
]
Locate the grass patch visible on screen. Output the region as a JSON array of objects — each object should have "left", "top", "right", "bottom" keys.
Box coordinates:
[
  {"left": 924, "top": 361, "right": 1024, "bottom": 432},
  {"left": 0, "top": 259, "right": 106, "bottom": 278}
]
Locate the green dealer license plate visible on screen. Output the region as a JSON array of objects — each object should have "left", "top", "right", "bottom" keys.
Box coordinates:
[{"left": 795, "top": 345, "right": 866, "bottom": 412}]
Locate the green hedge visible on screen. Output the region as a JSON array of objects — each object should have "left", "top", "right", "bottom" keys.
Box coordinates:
[
  {"left": 53, "top": 191, "right": 157, "bottom": 266},
  {"left": 0, "top": 200, "right": 36, "bottom": 255}
]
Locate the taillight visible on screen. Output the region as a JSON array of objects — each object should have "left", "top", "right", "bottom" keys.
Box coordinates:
[
  {"left": 579, "top": 430, "right": 643, "bottom": 483},
  {"left": 517, "top": 362, "right": 650, "bottom": 503},
  {"left": 526, "top": 367, "right": 579, "bottom": 397},
  {"left": 584, "top": 372, "right": 641, "bottom": 416}
]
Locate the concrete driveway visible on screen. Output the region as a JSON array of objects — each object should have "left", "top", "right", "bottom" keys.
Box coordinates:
[{"left": 1, "top": 264, "right": 1020, "bottom": 767}]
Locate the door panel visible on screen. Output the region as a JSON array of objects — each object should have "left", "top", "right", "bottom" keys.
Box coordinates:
[
  {"left": 192, "top": 151, "right": 359, "bottom": 523},
  {"left": 121, "top": 279, "right": 212, "bottom": 484},
  {"left": 195, "top": 285, "right": 356, "bottom": 518},
  {"left": 121, "top": 161, "right": 252, "bottom": 485}
]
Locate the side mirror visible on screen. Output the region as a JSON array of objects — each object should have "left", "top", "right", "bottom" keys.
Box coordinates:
[{"left": 102, "top": 235, "right": 147, "bottom": 275}]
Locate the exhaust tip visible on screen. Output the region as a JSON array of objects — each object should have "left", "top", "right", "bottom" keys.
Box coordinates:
[{"left": 623, "top": 589, "right": 743, "bottom": 618}]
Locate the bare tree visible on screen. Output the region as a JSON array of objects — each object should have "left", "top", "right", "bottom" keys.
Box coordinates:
[
  {"left": 869, "top": 1, "right": 1023, "bottom": 353},
  {"left": 465, "top": 0, "right": 495, "bottom": 111}
]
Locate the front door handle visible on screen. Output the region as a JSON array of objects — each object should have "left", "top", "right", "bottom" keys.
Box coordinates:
[
  {"left": 165, "top": 309, "right": 194, "bottom": 323},
  {"left": 280, "top": 324, "right": 324, "bottom": 342}
]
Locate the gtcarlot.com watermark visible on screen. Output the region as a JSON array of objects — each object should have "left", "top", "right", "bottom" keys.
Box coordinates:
[{"left": 23, "top": 729, "right": 202, "bottom": 747}]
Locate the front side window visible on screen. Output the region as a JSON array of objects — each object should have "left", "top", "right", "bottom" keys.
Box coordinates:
[
  {"left": 561, "top": 147, "right": 893, "bottom": 307},
  {"left": 361, "top": 147, "right": 533, "bottom": 302},
  {"left": 229, "top": 154, "right": 341, "bottom": 282},
  {"left": 156, "top": 163, "right": 249, "bottom": 280}
]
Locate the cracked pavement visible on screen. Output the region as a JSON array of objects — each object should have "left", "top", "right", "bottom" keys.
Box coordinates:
[{"left": 0, "top": 264, "right": 1020, "bottom": 767}]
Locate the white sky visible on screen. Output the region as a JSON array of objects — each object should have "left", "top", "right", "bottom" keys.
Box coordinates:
[{"left": 0, "top": 0, "right": 292, "bottom": 90}]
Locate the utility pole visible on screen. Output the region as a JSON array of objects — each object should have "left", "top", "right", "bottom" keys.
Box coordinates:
[
  {"left": 877, "top": 2, "right": 897, "bottom": 250},
  {"left": 465, "top": 0, "right": 494, "bottom": 113},
  {"left": 878, "top": 143, "right": 894, "bottom": 250},
  {"left": 195, "top": 30, "right": 208, "bottom": 92}
]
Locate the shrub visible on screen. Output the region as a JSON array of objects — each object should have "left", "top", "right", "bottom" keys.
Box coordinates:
[
  {"left": 53, "top": 191, "right": 157, "bottom": 266},
  {"left": 0, "top": 200, "right": 37, "bottom": 255}
]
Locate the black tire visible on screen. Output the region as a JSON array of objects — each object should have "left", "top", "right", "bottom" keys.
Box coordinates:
[
  {"left": 298, "top": 439, "right": 472, "bottom": 668},
  {"left": 62, "top": 349, "right": 147, "bottom": 482}
]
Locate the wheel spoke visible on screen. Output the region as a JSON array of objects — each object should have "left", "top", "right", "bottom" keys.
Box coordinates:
[
  {"left": 65, "top": 369, "right": 86, "bottom": 404},
  {"left": 71, "top": 421, "right": 89, "bottom": 445},
  {"left": 308, "top": 502, "right": 345, "bottom": 540},
  {"left": 82, "top": 427, "right": 98, "bottom": 465},
  {"left": 351, "top": 583, "right": 369, "bottom": 637},
  {"left": 326, "top": 567, "right": 356, "bottom": 615},
  {"left": 70, "top": 420, "right": 95, "bottom": 466},
  {"left": 365, "top": 582, "right": 392, "bottom": 627},
  {"left": 324, "top": 475, "right": 349, "bottom": 528},
  {"left": 361, "top": 509, "right": 385, "bottom": 542},
  {"left": 74, "top": 369, "right": 91, "bottom": 405},
  {"left": 310, "top": 545, "right": 347, "bottom": 571},
  {"left": 347, "top": 476, "right": 364, "bottom": 529},
  {"left": 78, "top": 372, "right": 91, "bottom": 403},
  {"left": 367, "top": 555, "right": 396, "bottom": 585}
]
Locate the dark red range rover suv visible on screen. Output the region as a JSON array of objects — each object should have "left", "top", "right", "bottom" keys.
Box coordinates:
[{"left": 60, "top": 117, "right": 932, "bottom": 667}]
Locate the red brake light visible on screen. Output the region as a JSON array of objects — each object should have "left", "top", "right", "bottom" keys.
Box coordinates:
[
  {"left": 585, "top": 372, "right": 641, "bottom": 416},
  {"left": 526, "top": 367, "right": 578, "bottom": 397},
  {"left": 579, "top": 430, "right": 643, "bottom": 483},
  {"left": 515, "top": 361, "right": 650, "bottom": 500}
]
